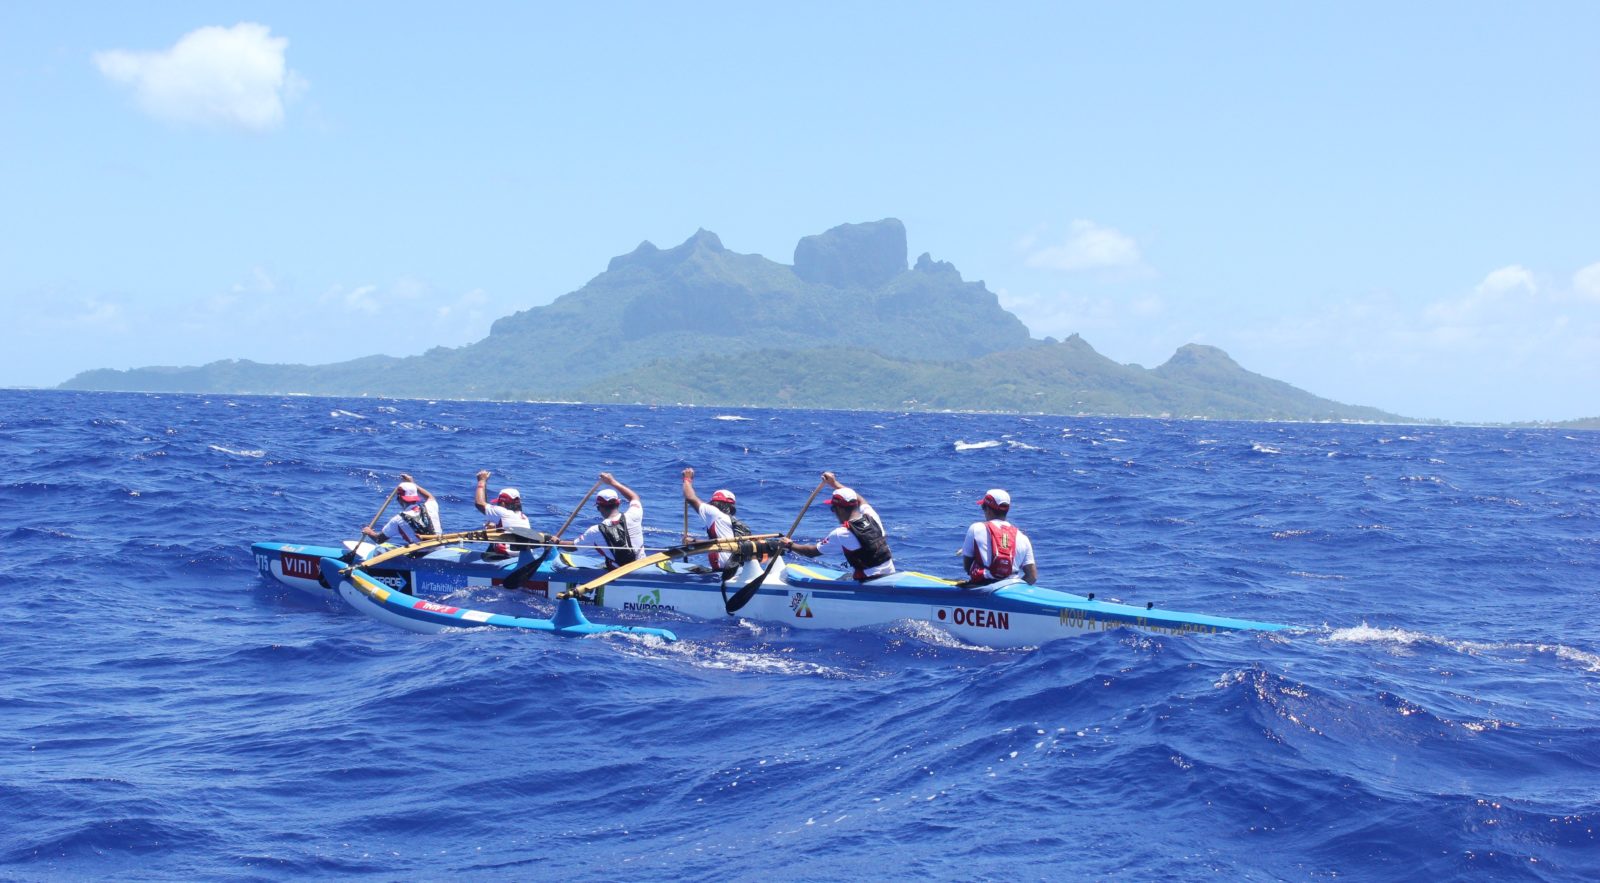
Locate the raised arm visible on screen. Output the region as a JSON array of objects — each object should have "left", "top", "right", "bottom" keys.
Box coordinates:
[
  {"left": 681, "top": 468, "right": 704, "bottom": 509},
  {"left": 474, "top": 470, "right": 491, "bottom": 513},
  {"left": 821, "top": 471, "right": 865, "bottom": 504},
  {"left": 400, "top": 473, "right": 435, "bottom": 502},
  {"left": 601, "top": 472, "right": 639, "bottom": 504}
]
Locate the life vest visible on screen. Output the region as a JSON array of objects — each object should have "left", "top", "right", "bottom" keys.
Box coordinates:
[
  {"left": 400, "top": 505, "right": 435, "bottom": 537},
  {"left": 841, "top": 514, "right": 892, "bottom": 580},
  {"left": 707, "top": 516, "right": 752, "bottom": 570},
  {"left": 969, "top": 521, "right": 1017, "bottom": 582},
  {"left": 598, "top": 518, "right": 638, "bottom": 569}
]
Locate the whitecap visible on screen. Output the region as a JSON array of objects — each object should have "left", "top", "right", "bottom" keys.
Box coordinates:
[
  {"left": 1005, "top": 440, "right": 1046, "bottom": 451},
  {"left": 713, "top": 415, "right": 753, "bottom": 421},
  {"left": 1251, "top": 443, "right": 1282, "bottom": 454},
  {"left": 208, "top": 444, "right": 265, "bottom": 458},
  {"left": 954, "top": 440, "right": 1001, "bottom": 451},
  {"left": 330, "top": 409, "right": 366, "bottom": 419}
]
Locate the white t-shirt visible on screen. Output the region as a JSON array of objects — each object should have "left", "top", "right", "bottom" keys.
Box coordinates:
[
  {"left": 378, "top": 509, "right": 425, "bottom": 546},
  {"left": 574, "top": 501, "right": 645, "bottom": 566},
  {"left": 696, "top": 502, "right": 736, "bottom": 569},
  {"left": 483, "top": 503, "right": 531, "bottom": 535},
  {"left": 816, "top": 502, "right": 895, "bottom": 578},
  {"left": 960, "top": 519, "right": 1035, "bottom": 575}
]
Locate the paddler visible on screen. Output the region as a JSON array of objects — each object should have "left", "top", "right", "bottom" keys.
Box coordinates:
[
  {"left": 361, "top": 474, "right": 441, "bottom": 547},
  {"left": 474, "top": 469, "right": 533, "bottom": 559},
  {"left": 960, "top": 489, "right": 1037, "bottom": 585},
  {"left": 681, "top": 467, "right": 752, "bottom": 574},
  {"left": 558, "top": 472, "right": 645, "bottom": 569},
  {"left": 780, "top": 471, "right": 895, "bottom": 581}
]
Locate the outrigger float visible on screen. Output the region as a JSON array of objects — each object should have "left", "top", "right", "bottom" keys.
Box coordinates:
[{"left": 253, "top": 532, "right": 1289, "bottom": 648}]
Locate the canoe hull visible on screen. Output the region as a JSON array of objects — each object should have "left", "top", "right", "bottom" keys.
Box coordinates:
[{"left": 254, "top": 540, "right": 1288, "bottom": 647}]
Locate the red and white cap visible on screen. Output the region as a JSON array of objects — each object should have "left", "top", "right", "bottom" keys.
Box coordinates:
[
  {"left": 494, "top": 487, "right": 521, "bottom": 504},
  {"left": 710, "top": 489, "right": 736, "bottom": 505},
  {"left": 397, "top": 482, "right": 422, "bottom": 503},
  {"left": 978, "top": 489, "right": 1011, "bottom": 510},
  {"left": 830, "top": 487, "right": 861, "bottom": 507},
  {"left": 596, "top": 488, "right": 621, "bottom": 505}
]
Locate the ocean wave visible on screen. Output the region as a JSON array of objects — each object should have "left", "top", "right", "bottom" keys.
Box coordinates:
[
  {"left": 954, "top": 440, "right": 1001, "bottom": 451},
  {"left": 206, "top": 444, "right": 265, "bottom": 458}
]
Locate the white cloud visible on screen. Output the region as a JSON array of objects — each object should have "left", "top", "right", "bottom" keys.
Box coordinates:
[
  {"left": 996, "top": 286, "right": 1164, "bottom": 340},
  {"left": 1574, "top": 262, "right": 1600, "bottom": 302},
  {"left": 1025, "top": 220, "right": 1142, "bottom": 272},
  {"left": 1475, "top": 264, "right": 1537, "bottom": 297},
  {"left": 1426, "top": 264, "right": 1538, "bottom": 324},
  {"left": 94, "top": 23, "right": 304, "bottom": 132}
]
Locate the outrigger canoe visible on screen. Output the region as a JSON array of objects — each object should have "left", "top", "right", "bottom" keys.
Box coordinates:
[{"left": 254, "top": 536, "right": 1289, "bottom": 648}]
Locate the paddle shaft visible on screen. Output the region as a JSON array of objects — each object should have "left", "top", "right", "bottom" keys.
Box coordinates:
[
  {"left": 785, "top": 479, "right": 829, "bottom": 540},
  {"left": 552, "top": 479, "right": 603, "bottom": 540},
  {"left": 350, "top": 485, "right": 398, "bottom": 553}
]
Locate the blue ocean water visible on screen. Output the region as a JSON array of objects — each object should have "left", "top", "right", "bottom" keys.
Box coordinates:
[{"left": 2, "top": 389, "right": 1597, "bottom": 880}]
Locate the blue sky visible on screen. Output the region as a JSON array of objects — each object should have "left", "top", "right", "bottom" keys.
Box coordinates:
[{"left": 2, "top": 3, "right": 1596, "bottom": 422}]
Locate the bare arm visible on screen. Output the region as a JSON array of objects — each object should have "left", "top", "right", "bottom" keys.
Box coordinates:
[
  {"left": 400, "top": 474, "right": 436, "bottom": 503},
  {"left": 822, "top": 470, "right": 865, "bottom": 504},
  {"left": 680, "top": 468, "right": 704, "bottom": 509},
  {"left": 601, "top": 472, "right": 639, "bottom": 505},
  {"left": 1022, "top": 562, "right": 1038, "bottom": 585},
  {"left": 474, "top": 470, "right": 490, "bottom": 513},
  {"left": 780, "top": 537, "right": 821, "bottom": 558}
]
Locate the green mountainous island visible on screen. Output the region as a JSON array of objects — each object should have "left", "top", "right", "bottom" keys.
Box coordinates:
[{"left": 62, "top": 219, "right": 1407, "bottom": 422}]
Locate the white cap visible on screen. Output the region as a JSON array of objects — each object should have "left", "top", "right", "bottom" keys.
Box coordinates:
[
  {"left": 710, "top": 489, "right": 736, "bottom": 505},
  {"left": 830, "top": 487, "right": 860, "bottom": 506},
  {"left": 596, "top": 488, "right": 621, "bottom": 504},
  {"left": 495, "top": 487, "right": 521, "bottom": 503},
  {"left": 397, "top": 482, "right": 422, "bottom": 503},
  {"left": 979, "top": 489, "right": 1011, "bottom": 510}
]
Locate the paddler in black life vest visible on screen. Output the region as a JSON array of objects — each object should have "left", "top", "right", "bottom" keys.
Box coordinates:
[
  {"left": 361, "top": 475, "right": 441, "bottom": 548},
  {"left": 961, "top": 488, "right": 1037, "bottom": 586},
  {"left": 682, "top": 467, "right": 754, "bottom": 574},
  {"left": 781, "top": 471, "right": 895, "bottom": 581},
  {"left": 559, "top": 472, "right": 645, "bottom": 570}
]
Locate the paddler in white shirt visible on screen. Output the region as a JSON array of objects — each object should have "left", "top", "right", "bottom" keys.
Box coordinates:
[
  {"left": 960, "top": 488, "right": 1037, "bottom": 585},
  {"left": 681, "top": 467, "right": 752, "bottom": 573},
  {"left": 361, "top": 475, "right": 441, "bottom": 547},
  {"left": 781, "top": 471, "right": 896, "bottom": 581},
  {"left": 559, "top": 472, "right": 645, "bottom": 569},
  {"left": 474, "top": 469, "right": 534, "bottom": 559}
]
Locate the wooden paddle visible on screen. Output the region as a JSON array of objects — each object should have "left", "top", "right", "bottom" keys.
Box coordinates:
[
  {"left": 504, "top": 479, "right": 603, "bottom": 590},
  {"left": 722, "top": 478, "right": 828, "bottom": 614},
  {"left": 558, "top": 534, "right": 780, "bottom": 601},
  {"left": 345, "top": 484, "right": 398, "bottom": 561}
]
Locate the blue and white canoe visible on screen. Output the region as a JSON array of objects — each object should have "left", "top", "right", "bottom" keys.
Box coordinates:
[{"left": 254, "top": 540, "right": 1288, "bottom": 648}]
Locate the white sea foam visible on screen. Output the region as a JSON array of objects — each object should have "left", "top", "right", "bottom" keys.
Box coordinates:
[
  {"left": 615, "top": 637, "right": 858, "bottom": 678},
  {"left": 330, "top": 409, "right": 365, "bottom": 419},
  {"left": 1005, "top": 440, "right": 1046, "bottom": 451},
  {"left": 208, "top": 444, "right": 265, "bottom": 458},
  {"left": 1324, "top": 624, "right": 1600, "bottom": 673},
  {"left": 1251, "top": 443, "right": 1282, "bottom": 454},
  {"left": 954, "top": 440, "right": 1001, "bottom": 451},
  {"left": 713, "top": 415, "right": 752, "bottom": 421}
]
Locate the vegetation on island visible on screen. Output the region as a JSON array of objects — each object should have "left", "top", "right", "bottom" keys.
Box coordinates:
[{"left": 62, "top": 218, "right": 1407, "bottom": 423}]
